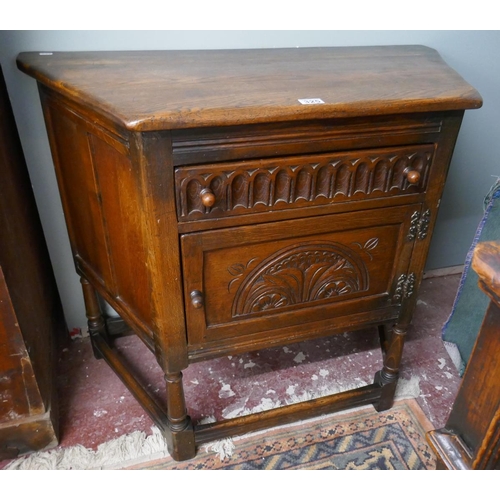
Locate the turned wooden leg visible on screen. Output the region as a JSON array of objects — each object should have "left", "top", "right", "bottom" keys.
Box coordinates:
[
  {"left": 164, "top": 371, "right": 196, "bottom": 461},
  {"left": 373, "top": 325, "right": 407, "bottom": 412},
  {"left": 378, "top": 324, "right": 392, "bottom": 355},
  {"left": 80, "top": 277, "right": 109, "bottom": 359}
]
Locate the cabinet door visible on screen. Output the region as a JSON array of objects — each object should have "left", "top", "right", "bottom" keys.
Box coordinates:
[{"left": 181, "top": 204, "right": 419, "bottom": 356}]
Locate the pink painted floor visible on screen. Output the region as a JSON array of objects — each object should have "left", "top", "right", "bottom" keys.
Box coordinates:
[{"left": 2, "top": 273, "right": 462, "bottom": 466}]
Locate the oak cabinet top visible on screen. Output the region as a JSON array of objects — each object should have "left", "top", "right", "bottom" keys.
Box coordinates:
[{"left": 17, "top": 45, "right": 482, "bottom": 131}]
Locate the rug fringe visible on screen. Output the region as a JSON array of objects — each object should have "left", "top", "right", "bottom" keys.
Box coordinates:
[
  {"left": 4, "top": 377, "right": 422, "bottom": 469},
  {"left": 4, "top": 427, "right": 170, "bottom": 470},
  {"left": 202, "top": 439, "right": 235, "bottom": 461}
]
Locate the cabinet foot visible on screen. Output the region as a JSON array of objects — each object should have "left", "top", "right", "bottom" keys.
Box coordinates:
[
  {"left": 373, "top": 325, "right": 407, "bottom": 412},
  {"left": 164, "top": 371, "right": 196, "bottom": 460},
  {"left": 373, "top": 370, "right": 398, "bottom": 412},
  {"left": 164, "top": 417, "right": 196, "bottom": 462}
]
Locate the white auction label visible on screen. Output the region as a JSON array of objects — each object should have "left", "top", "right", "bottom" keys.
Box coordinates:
[{"left": 298, "top": 98, "right": 325, "bottom": 105}]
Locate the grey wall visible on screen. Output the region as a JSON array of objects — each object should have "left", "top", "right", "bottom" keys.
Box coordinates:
[{"left": 0, "top": 30, "right": 498, "bottom": 332}]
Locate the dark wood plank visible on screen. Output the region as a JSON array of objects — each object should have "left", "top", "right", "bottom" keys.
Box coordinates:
[
  {"left": 0, "top": 65, "right": 65, "bottom": 458},
  {"left": 195, "top": 384, "right": 382, "bottom": 445}
]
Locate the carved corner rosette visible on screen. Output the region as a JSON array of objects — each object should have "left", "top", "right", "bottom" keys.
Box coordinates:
[{"left": 229, "top": 242, "right": 369, "bottom": 318}]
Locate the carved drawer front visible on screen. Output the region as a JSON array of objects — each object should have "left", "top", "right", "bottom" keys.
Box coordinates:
[
  {"left": 181, "top": 204, "right": 419, "bottom": 353},
  {"left": 175, "top": 144, "right": 434, "bottom": 222}
]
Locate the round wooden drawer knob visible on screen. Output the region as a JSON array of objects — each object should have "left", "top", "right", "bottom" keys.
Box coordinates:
[
  {"left": 190, "top": 290, "right": 204, "bottom": 309},
  {"left": 405, "top": 169, "right": 421, "bottom": 185},
  {"left": 200, "top": 188, "right": 216, "bottom": 207}
]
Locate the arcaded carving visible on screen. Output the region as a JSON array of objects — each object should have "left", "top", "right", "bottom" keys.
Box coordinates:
[
  {"left": 176, "top": 145, "right": 434, "bottom": 220},
  {"left": 231, "top": 242, "right": 369, "bottom": 317}
]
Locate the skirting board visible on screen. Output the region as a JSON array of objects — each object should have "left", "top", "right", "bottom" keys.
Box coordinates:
[{"left": 423, "top": 265, "right": 464, "bottom": 280}]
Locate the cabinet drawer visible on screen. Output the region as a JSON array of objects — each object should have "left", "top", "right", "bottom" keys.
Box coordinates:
[
  {"left": 181, "top": 204, "right": 418, "bottom": 355},
  {"left": 175, "top": 144, "right": 434, "bottom": 222}
]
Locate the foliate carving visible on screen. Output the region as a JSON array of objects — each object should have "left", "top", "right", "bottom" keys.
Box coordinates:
[
  {"left": 406, "top": 273, "right": 416, "bottom": 297},
  {"left": 227, "top": 258, "right": 259, "bottom": 292},
  {"left": 407, "top": 211, "right": 420, "bottom": 241},
  {"left": 393, "top": 274, "right": 407, "bottom": 302},
  {"left": 408, "top": 209, "right": 431, "bottom": 241},
  {"left": 176, "top": 145, "right": 434, "bottom": 220},
  {"left": 393, "top": 273, "right": 416, "bottom": 302},
  {"left": 352, "top": 237, "right": 379, "bottom": 261},
  {"left": 231, "top": 243, "right": 368, "bottom": 317},
  {"left": 417, "top": 209, "right": 431, "bottom": 240}
]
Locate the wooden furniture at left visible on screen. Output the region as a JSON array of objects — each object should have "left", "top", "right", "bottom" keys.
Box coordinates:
[
  {"left": 0, "top": 65, "right": 66, "bottom": 460},
  {"left": 427, "top": 240, "right": 500, "bottom": 469}
]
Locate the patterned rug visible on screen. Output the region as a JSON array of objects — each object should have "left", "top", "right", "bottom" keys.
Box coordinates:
[{"left": 126, "top": 399, "right": 436, "bottom": 470}]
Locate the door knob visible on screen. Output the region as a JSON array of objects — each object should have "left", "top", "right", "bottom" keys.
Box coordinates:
[
  {"left": 190, "top": 290, "right": 204, "bottom": 309},
  {"left": 404, "top": 169, "right": 421, "bottom": 185},
  {"left": 200, "top": 188, "right": 216, "bottom": 207}
]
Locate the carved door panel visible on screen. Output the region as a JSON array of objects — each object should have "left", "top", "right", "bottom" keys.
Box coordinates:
[{"left": 181, "top": 204, "right": 419, "bottom": 352}]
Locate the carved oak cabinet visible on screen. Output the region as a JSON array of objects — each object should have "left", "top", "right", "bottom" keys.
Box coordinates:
[{"left": 17, "top": 46, "right": 482, "bottom": 461}]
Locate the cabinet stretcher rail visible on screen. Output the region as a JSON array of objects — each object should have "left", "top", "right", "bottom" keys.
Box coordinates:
[{"left": 93, "top": 332, "right": 383, "bottom": 447}]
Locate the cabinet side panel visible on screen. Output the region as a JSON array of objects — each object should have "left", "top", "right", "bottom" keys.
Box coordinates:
[
  {"left": 89, "top": 134, "right": 151, "bottom": 326},
  {"left": 41, "top": 96, "right": 114, "bottom": 289}
]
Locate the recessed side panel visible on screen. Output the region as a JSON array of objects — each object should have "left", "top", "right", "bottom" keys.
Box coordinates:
[
  {"left": 88, "top": 134, "right": 152, "bottom": 329},
  {"left": 41, "top": 96, "right": 114, "bottom": 288},
  {"left": 40, "top": 91, "right": 156, "bottom": 342}
]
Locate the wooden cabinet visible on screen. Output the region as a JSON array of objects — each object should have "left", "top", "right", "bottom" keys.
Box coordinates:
[
  {"left": 0, "top": 66, "right": 66, "bottom": 459},
  {"left": 427, "top": 241, "right": 500, "bottom": 470},
  {"left": 16, "top": 46, "right": 482, "bottom": 461}
]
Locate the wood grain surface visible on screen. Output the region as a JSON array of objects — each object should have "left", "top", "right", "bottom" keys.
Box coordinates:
[{"left": 17, "top": 46, "right": 482, "bottom": 130}]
